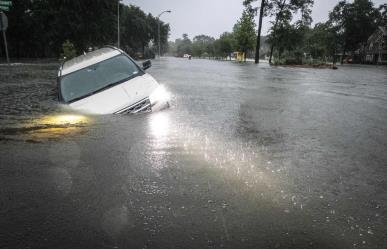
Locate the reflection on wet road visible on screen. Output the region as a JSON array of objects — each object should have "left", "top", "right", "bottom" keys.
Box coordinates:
[{"left": 1, "top": 59, "right": 387, "bottom": 248}]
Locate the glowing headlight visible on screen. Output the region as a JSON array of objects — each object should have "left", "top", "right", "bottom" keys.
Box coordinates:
[{"left": 149, "top": 85, "right": 170, "bottom": 105}]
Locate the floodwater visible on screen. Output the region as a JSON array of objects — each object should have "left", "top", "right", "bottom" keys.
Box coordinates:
[{"left": 1, "top": 58, "right": 387, "bottom": 249}]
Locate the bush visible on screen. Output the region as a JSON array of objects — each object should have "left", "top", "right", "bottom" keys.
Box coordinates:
[
  {"left": 143, "top": 48, "right": 155, "bottom": 59},
  {"left": 60, "top": 40, "right": 77, "bottom": 60},
  {"left": 284, "top": 57, "right": 302, "bottom": 65}
]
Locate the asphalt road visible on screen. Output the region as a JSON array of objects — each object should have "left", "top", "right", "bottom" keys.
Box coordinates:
[{"left": 1, "top": 58, "right": 387, "bottom": 249}]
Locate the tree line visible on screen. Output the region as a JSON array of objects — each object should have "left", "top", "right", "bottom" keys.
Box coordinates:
[
  {"left": 169, "top": 0, "right": 386, "bottom": 65},
  {"left": 0, "top": 0, "right": 170, "bottom": 59},
  {"left": 258, "top": 0, "right": 386, "bottom": 64},
  {"left": 168, "top": 10, "right": 258, "bottom": 60}
]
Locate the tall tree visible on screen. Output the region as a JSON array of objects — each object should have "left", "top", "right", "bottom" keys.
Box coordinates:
[
  {"left": 192, "top": 35, "right": 215, "bottom": 57},
  {"left": 378, "top": 4, "right": 387, "bottom": 26},
  {"left": 268, "top": 0, "right": 314, "bottom": 64},
  {"left": 176, "top": 34, "right": 192, "bottom": 57},
  {"left": 233, "top": 8, "right": 256, "bottom": 61},
  {"left": 4, "top": 0, "right": 168, "bottom": 58},
  {"left": 214, "top": 32, "right": 235, "bottom": 59},
  {"left": 329, "top": 0, "right": 380, "bottom": 64},
  {"left": 244, "top": 0, "right": 267, "bottom": 63}
]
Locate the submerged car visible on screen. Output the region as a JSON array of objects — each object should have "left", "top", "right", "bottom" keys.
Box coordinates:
[{"left": 57, "top": 46, "right": 169, "bottom": 115}]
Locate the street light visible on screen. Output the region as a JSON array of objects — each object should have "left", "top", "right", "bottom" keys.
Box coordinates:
[{"left": 157, "top": 10, "right": 171, "bottom": 58}]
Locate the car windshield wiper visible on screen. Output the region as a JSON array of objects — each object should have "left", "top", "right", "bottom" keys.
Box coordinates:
[
  {"left": 68, "top": 92, "right": 95, "bottom": 103},
  {"left": 90, "top": 72, "right": 141, "bottom": 95},
  {"left": 92, "top": 81, "right": 122, "bottom": 94},
  {"left": 67, "top": 81, "right": 122, "bottom": 103}
]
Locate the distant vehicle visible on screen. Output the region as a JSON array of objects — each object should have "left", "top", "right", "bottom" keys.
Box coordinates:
[
  {"left": 57, "top": 46, "right": 170, "bottom": 115},
  {"left": 183, "top": 54, "right": 191, "bottom": 58}
]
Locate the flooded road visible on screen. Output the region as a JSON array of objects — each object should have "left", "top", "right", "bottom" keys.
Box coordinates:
[{"left": 1, "top": 58, "right": 387, "bottom": 249}]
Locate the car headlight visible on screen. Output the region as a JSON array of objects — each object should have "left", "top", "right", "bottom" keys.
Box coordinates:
[{"left": 149, "top": 85, "right": 170, "bottom": 105}]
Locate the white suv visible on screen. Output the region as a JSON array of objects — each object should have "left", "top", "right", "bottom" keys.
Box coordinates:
[{"left": 57, "top": 47, "right": 169, "bottom": 115}]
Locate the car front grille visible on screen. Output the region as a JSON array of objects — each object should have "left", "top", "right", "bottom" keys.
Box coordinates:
[{"left": 115, "top": 98, "right": 152, "bottom": 114}]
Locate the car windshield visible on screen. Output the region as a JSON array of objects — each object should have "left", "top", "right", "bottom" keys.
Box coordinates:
[{"left": 60, "top": 54, "right": 143, "bottom": 103}]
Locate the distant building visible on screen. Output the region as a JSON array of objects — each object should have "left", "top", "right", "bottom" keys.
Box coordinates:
[{"left": 365, "top": 26, "right": 387, "bottom": 64}]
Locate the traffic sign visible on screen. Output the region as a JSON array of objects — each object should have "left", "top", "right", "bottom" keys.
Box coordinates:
[
  {"left": 0, "top": 1, "right": 12, "bottom": 7},
  {"left": 0, "top": 11, "right": 7, "bottom": 31},
  {"left": 0, "top": 0, "right": 11, "bottom": 11}
]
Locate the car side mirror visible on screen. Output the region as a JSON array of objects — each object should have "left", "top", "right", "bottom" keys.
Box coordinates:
[{"left": 142, "top": 60, "right": 152, "bottom": 70}]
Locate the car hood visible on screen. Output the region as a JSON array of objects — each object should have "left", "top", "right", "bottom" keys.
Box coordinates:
[{"left": 69, "top": 73, "right": 159, "bottom": 115}]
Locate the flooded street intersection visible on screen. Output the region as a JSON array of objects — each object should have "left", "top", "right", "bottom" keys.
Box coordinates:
[{"left": 1, "top": 58, "right": 387, "bottom": 248}]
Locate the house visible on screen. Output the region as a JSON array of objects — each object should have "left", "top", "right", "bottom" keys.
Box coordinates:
[{"left": 365, "top": 26, "right": 387, "bottom": 64}]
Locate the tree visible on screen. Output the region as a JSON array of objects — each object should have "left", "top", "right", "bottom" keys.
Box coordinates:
[
  {"left": 192, "top": 35, "right": 215, "bottom": 58},
  {"left": 378, "top": 4, "right": 387, "bottom": 26},
  {"left": 244, "top": 0, "right": 267, "bottom": 63},
  {"left": 233, "top": 9, "right": 256, "bottom": 61},
  {"left": 214, "top": 32, "right": 235, "bottom": 59},
  {"left": 329, "top": 0, "right": 380, "bottom": 64},
  {"left": 4, "top": 0, "right": 168, "bottom": 59},
  {"left": 267, "top": 0, "right": 314, "bottom": 64},
  {"left": 176, "top": 34, "right": 192, "bottom": 57},
  {"left": 121, "top": 5, "right": 151, "bottom": 56},
  {"left": 306, "top": 23, "right": 336, "bottom": 61}
]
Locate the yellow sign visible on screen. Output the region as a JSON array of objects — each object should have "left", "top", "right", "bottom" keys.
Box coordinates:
[{"left": 235, "top": 52, "right": 245, "bottom": 62}]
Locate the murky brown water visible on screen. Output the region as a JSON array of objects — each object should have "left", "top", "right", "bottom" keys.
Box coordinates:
[{"left": 1, "top": 59, "right": 387, "bottom": 248}]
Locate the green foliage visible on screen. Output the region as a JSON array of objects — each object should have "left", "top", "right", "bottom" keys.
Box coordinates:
[
  {"left": 60, "top": 40, "right": 77, "bottom": 60},
  {"left": 169, "top": 32, "right": 236, "bottom": 59},
  {"left": 329, "top": 0, "right": 381, "bottom": 57},
  {"left": 266, "top": 0, "right": 383, "bottom": 65},
  {"left": 192, "top": 35, "right": 215, "bottom": 57},
  {"left": 306, "top": 23, "right": 336, "bottom": 59},
  {"left": 174, "top": 34, "right": 193, "bottom": 57},
  {"left": 233, "top": 9, "right": 256, "bottom": 60},
  {"left": 266, "top": 0, "right": 314, "bottom": 63},
  {"left": 120, "top": 5, "right": 169, "bottom": 58},
  {"left": 5, "top": 1, "right": 169, "bottom": 58},
  {"left": 214, "top": 32, "right": 236, "bottom": 58}
]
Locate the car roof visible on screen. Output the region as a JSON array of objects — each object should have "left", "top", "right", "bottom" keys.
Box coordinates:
[{"left": 60, "top": 47, "right": 122, "bottom": 76}]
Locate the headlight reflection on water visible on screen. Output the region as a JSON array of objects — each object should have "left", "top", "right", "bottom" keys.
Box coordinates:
[
  {"left": 149, "top": 112, "right": 170, "bottom": 138},
  {"left": 20, "top": 114, "right": 90, "bottom": 141},
  {"left": 40, "top": 114, "right": 88, "bottom": 126}
]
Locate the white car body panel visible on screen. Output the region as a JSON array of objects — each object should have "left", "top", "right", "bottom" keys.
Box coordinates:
[{"left": 68, "top": 73, "right": 159, "bottom": 115}]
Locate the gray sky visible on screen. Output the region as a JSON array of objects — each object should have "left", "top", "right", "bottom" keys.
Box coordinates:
[{"left": 124, "top": 0, "right": 386, "bottom": 41}]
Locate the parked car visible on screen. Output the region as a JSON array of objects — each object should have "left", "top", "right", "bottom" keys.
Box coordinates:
[{"left": 57, "top": 46, "right": 170, "bottom": 115}]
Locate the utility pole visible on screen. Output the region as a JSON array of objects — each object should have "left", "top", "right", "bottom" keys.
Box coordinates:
[
  {"left": 117, "top": 0, "right": 120, "bottom": 48},
  {"left": 157, "top": 10, "right": 171, "bottom": 58},
  {"left": 0, "top": 11, "right": 9, "bottom": 64},
  {"left": 0, "top": 0, "right": 12, "bottom": 64}
]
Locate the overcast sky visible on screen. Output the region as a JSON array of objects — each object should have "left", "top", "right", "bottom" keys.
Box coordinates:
[{"left": 124, "top": 0, "right": 386, "bottom": 41}]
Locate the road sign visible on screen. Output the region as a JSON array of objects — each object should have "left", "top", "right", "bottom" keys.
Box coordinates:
[
  {"left": 0, "top": 0, "right": 11, "bottom": 11},
  {"left": 0, "top": 1, "right": 12, "bottom": 6},
  {"left": 0, "top": 11, "right": 7, "bottom": 31}
]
